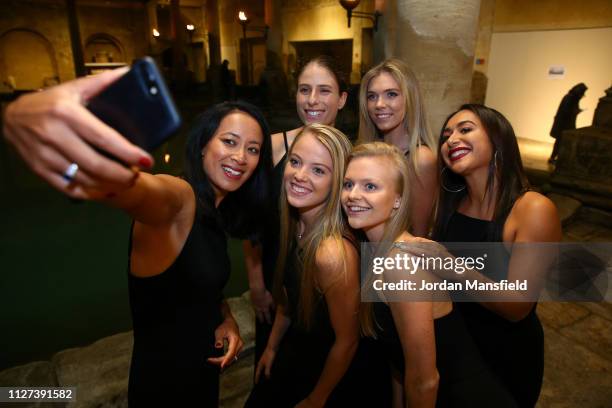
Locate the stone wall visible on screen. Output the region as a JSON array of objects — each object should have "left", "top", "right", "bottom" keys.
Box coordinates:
[
  {"left": 494, "top": 0, "right": 612, "bottom": 32},
  {"left": 78, "top": 3, "right": 149, "bottom": 65},
  {"left": 0, "top": 0, "right": 75, "bottom": 88}
]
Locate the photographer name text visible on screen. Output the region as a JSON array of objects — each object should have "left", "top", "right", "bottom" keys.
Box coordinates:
[{"left": 373, "top": 279, "right": 528, "bottom": 291}]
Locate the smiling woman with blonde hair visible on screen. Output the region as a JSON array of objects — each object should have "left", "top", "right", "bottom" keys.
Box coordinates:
[
  {"left": 358, "top": 58, "right": 438, "bottom": 237},
  {"left": 246, "top": 124, "right": 389, "bottom": 407},
  {"left": 342, "top": 141, "right": 518, "bottom": 408},
  {"left": 244, "top": 55, "right": 349, "bottom": 371}
]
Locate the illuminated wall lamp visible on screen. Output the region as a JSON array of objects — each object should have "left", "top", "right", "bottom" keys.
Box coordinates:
[
  {"left": 237, "top": 10, "right": 268, "bottom": 40},
  {"left": 339, "top": 0, "right": 382, "bottom": 31}
]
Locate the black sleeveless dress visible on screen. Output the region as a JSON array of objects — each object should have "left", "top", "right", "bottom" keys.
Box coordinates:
[
  {"left": 373, "top": 301, "right": 517, "bottom": 407},
  {"left": 127, "top": 205, "right": 230, "bottom": 407},
  {"left": 247, "top": 237, "right": 391, "bottom": 407},
  {"left": 440, "top": 212, "right": 544, "bottom": 408}
]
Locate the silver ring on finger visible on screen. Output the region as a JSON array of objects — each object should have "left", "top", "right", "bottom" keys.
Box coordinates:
[
  {"left": 234, "top": 355, "right": 239, "bottom": 362},
  {"left": 62, "top": 163, "right": 79, "bottom": 183}
]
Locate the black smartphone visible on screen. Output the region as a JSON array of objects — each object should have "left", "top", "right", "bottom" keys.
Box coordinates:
[{"left": 87, "top": 57, "right": 181, "bottom": 152}]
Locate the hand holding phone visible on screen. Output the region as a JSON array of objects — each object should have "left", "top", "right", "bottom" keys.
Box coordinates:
[
  {"left": 87, "top": 57, "right": 182, "bottom": 152},
  {"left": 3, "top": 67, "right": 155, "bottom": 200}
]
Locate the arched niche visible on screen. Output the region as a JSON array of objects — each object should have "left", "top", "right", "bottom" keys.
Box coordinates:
[
  {"left": 84, "top": 33, "right": 125, "bottom": 63},
  {"left": 0, "top": 29, "right": 58, "bottom": 91}
]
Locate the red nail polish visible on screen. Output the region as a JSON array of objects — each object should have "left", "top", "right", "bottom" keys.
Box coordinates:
[{"left": 139, "top": 157, "right": 153, "bottom": 168}]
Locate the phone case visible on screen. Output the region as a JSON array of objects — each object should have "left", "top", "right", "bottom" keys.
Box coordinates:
[{"left": 87, "top": 57, "right": 181, "bottom": 152}]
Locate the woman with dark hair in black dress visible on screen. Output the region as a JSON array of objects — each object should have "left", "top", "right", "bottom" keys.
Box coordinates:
[
  {"left": 433, "top": 104, "right": 562, "bottom": 407},
  {"left": 3, "top": 70, "right": 273, "bottom": 406}
]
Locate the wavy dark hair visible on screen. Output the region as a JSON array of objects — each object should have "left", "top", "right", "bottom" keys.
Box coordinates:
[
  {"left": 433, "top": 104, "right": 530, "bottom": 241},
  {"left": 184, "top": 101, "right": 273, "bottom": 238}
]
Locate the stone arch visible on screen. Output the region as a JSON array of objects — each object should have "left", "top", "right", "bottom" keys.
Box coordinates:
[
  {"left": 84, "top": 33, "right": 125, "bottom": 63},
  {"left": 0, "top": 28, "right": 58, "bottom": 91}
]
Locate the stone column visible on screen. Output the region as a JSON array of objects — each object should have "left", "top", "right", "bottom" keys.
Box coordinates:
[
  {"left": 471, "top": 0, "right": 496, "bottom": 104},
  {"left": 374, "top": 0, "right": 482, "bottom": 134}
]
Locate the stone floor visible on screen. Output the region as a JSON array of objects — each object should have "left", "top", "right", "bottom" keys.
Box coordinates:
[{"left": 535, "top": 204, "right": 612, "bottom": 408}]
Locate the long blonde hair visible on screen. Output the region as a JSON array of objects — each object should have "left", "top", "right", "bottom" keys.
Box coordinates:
[
  {"left": 348, "top": 142, "right": 413, "bottom": 337},
  {"left": 274, "top": 123, "right": 353, "bottom": 329},
  {"left": 357, "top": 58, "right": 437, "bottom": 179}
]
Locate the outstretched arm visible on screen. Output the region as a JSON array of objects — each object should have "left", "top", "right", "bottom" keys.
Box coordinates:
[{"left": 3, "top": 68, "right": 199, "bottom": 230}]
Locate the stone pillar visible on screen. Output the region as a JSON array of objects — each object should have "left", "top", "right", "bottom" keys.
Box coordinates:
[
  {"left": 374, "top": 0, "right": 482, "bottom": 134},
  {"left": 471, "top": 0, "right": 495, "bottom": 104}
]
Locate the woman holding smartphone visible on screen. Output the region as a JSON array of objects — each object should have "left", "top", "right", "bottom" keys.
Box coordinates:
[
  {"left": 245, "top": 55, "right": 349, "bottom": 365},
  {"left": 342, "top": 142, "right": 517, "bottom": 407},
  {"left": 358, "top": 59, "right": 438, "bottom": 236},
  {"left": 3, "top": 70, "right": 273, "bottom": 407}
]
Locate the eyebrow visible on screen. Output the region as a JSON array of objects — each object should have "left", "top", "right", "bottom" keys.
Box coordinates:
[
  {"left": 313, "top": 163, "right": 332, "bottom": 172},
  {"left": 443, "top": 120, "right": 476, "bottom": 132},
  {"left": 298, "top": 83, "right": 335, "bottom": 89},
  {"left": 290, "top": 153, "right": 332, "bottom": 172},
  {"left": 221, "top": 131, "right": 261, "bottom": 145},
  {"left": 220, "top": 131, "right": 241, "bottom": 138},
  {"left": 368, "top": 87, "right": 400, "bottom": 92},
  {"left": 348, "top": 177, "right": 380, "bottom": 184}
]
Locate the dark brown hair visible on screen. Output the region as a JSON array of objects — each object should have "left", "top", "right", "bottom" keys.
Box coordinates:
[{"left": 296, "top": 55, "right": 348, "bottom": 93}]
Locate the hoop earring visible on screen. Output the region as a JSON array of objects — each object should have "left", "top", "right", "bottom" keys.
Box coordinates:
[{"left": 441, "top": 167, "right": 465, "bottom": 193}]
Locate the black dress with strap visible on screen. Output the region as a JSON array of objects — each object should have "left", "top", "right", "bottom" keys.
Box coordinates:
[
  {"left": 247, "top": 236, "right": 391, "bottom": 407},
  {"left": 127, "top": 204, "right": 230, "bottom": 407},
  {"left": 373, "top": 301, "right": 517, "bottom": 407},
  {"left": 440, "top": 211, "right": 544, "bottom": 408}
]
